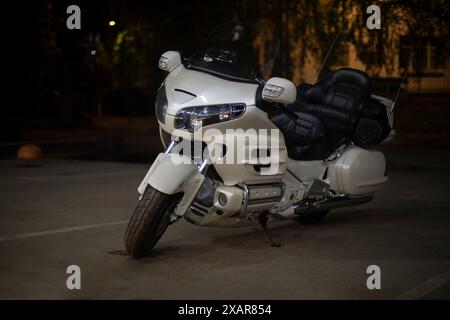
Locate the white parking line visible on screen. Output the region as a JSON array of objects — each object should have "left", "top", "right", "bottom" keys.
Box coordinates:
[
  {"left": 396, "top": 268, "right": 450, "bottom": 299},
  {"left": 0, "top": 171, "right": 142, "bottom": 185},
  {"left": 0, "top": 220, "right": 128, "bottom": 242}
]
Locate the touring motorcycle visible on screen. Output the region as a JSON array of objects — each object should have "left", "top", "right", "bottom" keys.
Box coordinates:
[{"left": 124, "top": 23, "right": 395, "bottom": 257}]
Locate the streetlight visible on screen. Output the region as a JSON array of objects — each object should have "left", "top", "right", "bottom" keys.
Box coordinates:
[{"left": 108, "top": 20, "right": 116, "bottom": 27}]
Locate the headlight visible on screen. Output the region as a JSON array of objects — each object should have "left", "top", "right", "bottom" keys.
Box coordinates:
[
  {"left": 175, "top": 103, "right": 246, "bottom": 132},
  {"left": 155, "top": 84, "right": 168, "bottom": 124}
]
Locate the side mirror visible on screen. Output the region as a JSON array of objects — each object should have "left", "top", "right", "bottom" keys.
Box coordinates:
[
  {"left": 262, "top": 77, "right": 296, "bottom": 104},
  {"left": 158, "top": 51, "right": 182, "bottom": 72}
]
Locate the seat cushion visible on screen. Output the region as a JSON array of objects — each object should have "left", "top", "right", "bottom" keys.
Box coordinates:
[
  {"left": 360, "top": 98, "right": 386, "bottom": 119},
  {"left": 303, "top": 68, "right": 371, "bottom": 114},
  {"left": 291, "top": 69, "right": 391, "bottom": 148},
  {"left": 294, "top": 68, "right": 376, "bottom": 146},
  {"left": 272, "top": 112, "right": 324, "bottom": 145},
  {"left": 271, "top": 112, "right": 333, "bottom": 160},
  {"left": 353, "top": 118, "right": 384, "bottom": 147},
  {"left": 354, "top": 98, "right": 391, "bottom": 146}
]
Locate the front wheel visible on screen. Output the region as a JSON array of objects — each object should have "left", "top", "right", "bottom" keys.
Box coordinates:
[{"left": 124, "top": 186, "right": 179, "bottom": 258}]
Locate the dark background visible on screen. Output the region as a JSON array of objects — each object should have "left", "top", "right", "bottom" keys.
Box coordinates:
[
  {"left": 2, "top": 0, "right": 450, "bottom": 160},
  {"left": 1, "top": 1, "right": 450, "bottom": 300}
]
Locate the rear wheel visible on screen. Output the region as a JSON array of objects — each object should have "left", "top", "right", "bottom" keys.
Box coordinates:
[
  {"left": 124, "top": 186, "right": 179, "bottom": 258},
  {"left": 295, "top": 210, "right": 330, "bottom": 225}
]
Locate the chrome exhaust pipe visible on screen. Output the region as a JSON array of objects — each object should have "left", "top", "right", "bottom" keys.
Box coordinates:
[{"left": 294, "top": 195, "right": 374, "bottom": 216}]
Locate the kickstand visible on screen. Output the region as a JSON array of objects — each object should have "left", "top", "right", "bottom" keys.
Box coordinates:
[{"left": 258, "top": 213, "right": 281, "bottom": 247}]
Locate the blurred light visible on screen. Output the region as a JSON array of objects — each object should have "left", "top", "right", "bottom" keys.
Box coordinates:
[
  {"left": 90, "top": 50, "right": 97, "bottom": 56},
  {"left": 108, "top": 20, "right": 116, "bottom": 27}
]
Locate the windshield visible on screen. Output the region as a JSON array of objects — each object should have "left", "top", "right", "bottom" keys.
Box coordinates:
[{"left": 186, "top": 22, "right": 280, "bottom": 82}]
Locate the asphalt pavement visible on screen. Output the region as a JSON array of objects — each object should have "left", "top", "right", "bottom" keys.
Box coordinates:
[{"left": 1, "top": 146, "right": 450, "bottom": 299}]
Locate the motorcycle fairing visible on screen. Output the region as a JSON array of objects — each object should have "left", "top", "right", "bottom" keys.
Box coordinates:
[{"left": 164, "top": 65, "right": 259, "bottom": 117}]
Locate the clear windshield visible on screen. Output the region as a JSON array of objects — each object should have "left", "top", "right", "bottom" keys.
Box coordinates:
[{"left": 187, "top": 22, "right": 280, "bottom": 82}]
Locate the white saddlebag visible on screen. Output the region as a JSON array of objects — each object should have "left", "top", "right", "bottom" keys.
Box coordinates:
[{"left": 328, "top": 146, "right": 387, "bottom": 196}]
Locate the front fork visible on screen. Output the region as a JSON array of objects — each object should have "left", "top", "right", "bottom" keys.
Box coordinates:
[{"left": 138, "top": 141, "right": 208, "bottom": 219}]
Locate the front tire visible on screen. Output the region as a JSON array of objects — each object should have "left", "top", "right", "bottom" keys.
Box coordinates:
[{"left": 124, "top": 186, "right": 179, "bottom": 258}]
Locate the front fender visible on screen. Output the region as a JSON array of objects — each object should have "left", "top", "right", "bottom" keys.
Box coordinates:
[
  {"left": 138, "top": 153, "right": 198, "bottom": 194},
  {"left": 138, "top": 153, "right": 205, "bottom": 216}
]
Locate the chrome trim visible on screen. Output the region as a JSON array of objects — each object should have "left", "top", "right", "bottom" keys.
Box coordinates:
[
  {"left": 198, "top": 158, "right": 209, "bottom": 174},
  {"left": 237, "top": 183, "right": 250, "bottom": 218},
  {"left": 294, "top": 195, "right": 373, "bottom": 215},
  {"left": 324, "top": 143, "right": 353, "bottom": 163},
  {"left": 164, "top": 141, "right": 177, "bottom": 154}
]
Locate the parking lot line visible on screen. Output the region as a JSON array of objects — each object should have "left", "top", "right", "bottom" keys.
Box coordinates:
[
  {"left": 0, "top": 220, "right": 128, "bottom": 242},
  {"left": 396, "top": 268, "right": 450, "bottom": 299},
  {"left": 0, "top": 170, "right": 142, "bottom": 185}
]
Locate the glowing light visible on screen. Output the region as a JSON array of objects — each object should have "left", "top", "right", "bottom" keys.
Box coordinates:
[
  {"left": 108, "top": 20, "right": 116, "bottom": 27},
  {"left": 90, "top": 50, "right": 97, "bottom": 56}
]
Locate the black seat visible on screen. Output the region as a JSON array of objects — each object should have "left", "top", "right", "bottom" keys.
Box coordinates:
[
  {"left": 296, "top": 68, "right": 371, "bottom": 145},
  {"left": 354, "top": 97, "right": 391, "bottom": 146},
  {"left": 271, "top": 112, "right": 333, "bottom": 161},
  {"left": 271, "top": 68, "right": 391, "bottom": 160},
  {"left": 303, "top": 68, "right": 371, "bottom": 112}
]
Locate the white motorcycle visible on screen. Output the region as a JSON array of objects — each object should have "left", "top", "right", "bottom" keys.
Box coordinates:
[{"left": 124, "top": 23, "right": 395, "bottom": 257}]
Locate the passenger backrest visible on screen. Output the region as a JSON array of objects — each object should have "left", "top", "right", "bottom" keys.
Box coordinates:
[{"left": 304, "top": 68, "right": 371, "bottom": 114}]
